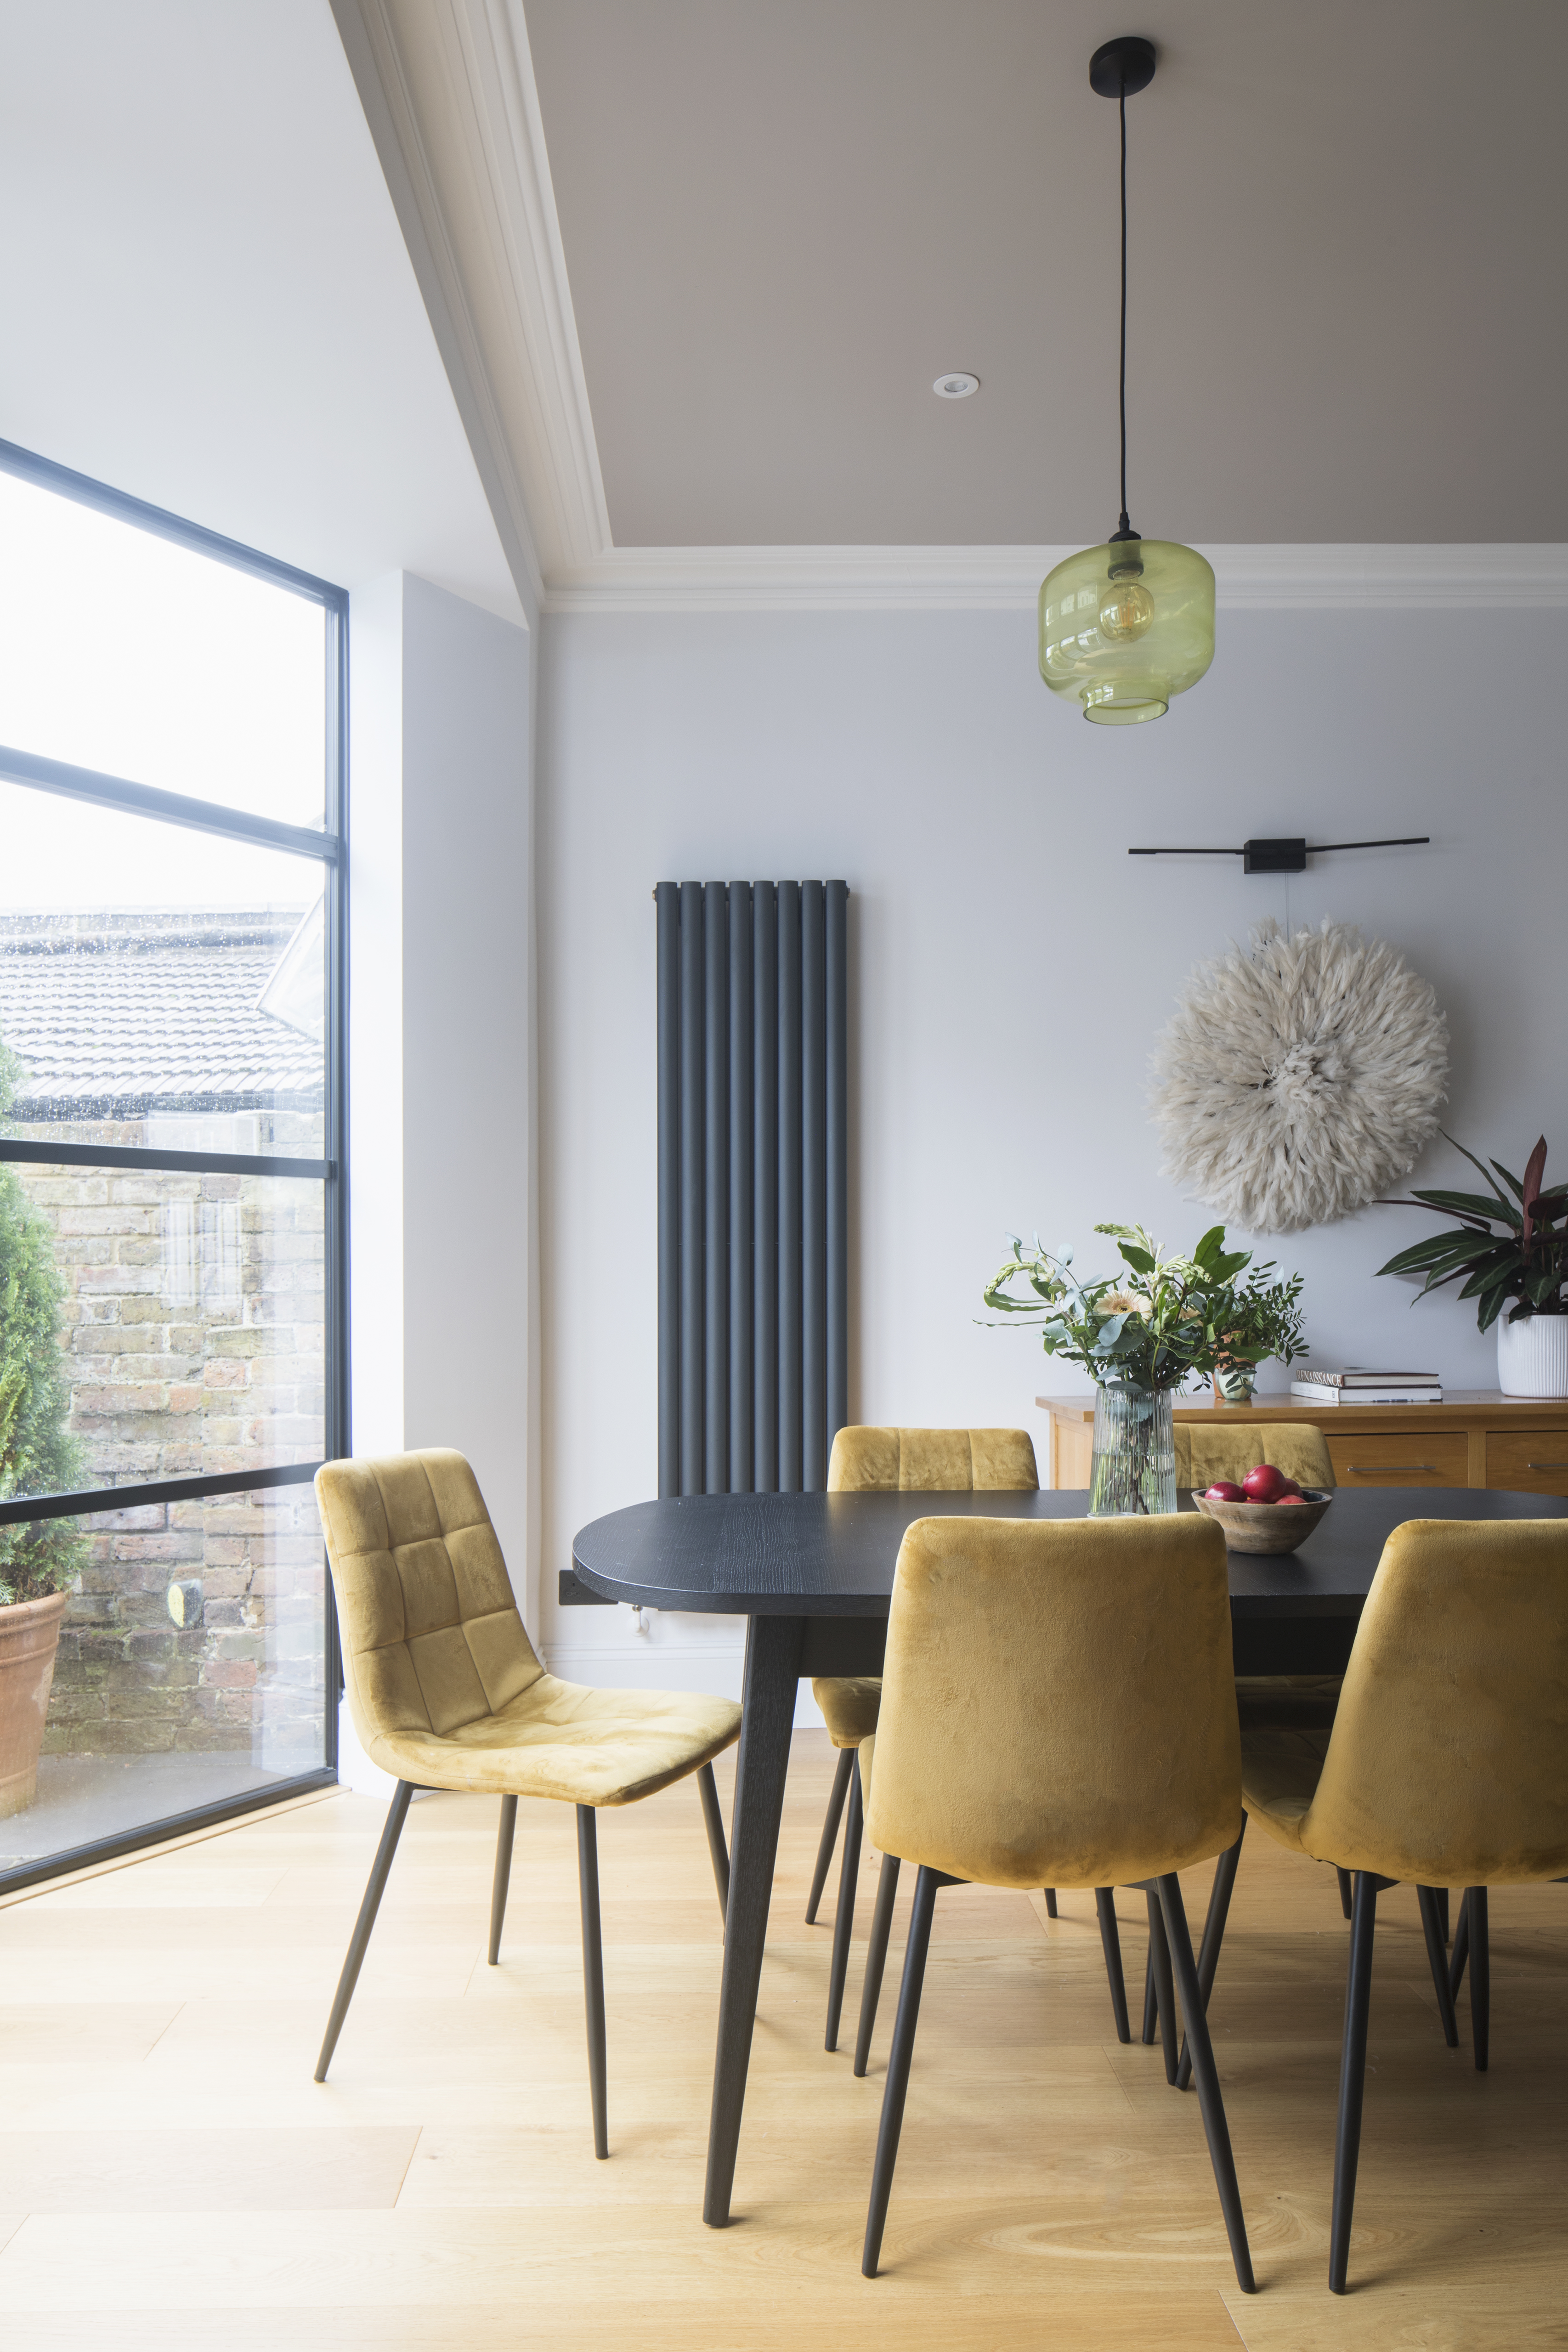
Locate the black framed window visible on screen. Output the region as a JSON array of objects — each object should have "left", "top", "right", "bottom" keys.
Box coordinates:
[{"left": 0, "top": 439, "right": 346, "bottom": 1893}]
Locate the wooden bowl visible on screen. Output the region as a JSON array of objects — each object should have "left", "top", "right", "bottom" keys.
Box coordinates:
[{"left": 1191, "top": 1487, "right": 1332, "bottom": 1555}]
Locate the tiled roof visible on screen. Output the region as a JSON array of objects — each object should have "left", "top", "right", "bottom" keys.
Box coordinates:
[{"left": 0, "top": 911, "right": 323, "bottom": 1115}]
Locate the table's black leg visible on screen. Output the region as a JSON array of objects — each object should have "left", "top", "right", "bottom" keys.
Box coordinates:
[{"left": 703, "top": 1612, "right": 804, "bottom": 2227}]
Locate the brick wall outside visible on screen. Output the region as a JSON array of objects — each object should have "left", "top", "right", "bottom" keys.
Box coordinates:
[{"left": 18, "top": 1132, "right": 327, "bottom": 1765}]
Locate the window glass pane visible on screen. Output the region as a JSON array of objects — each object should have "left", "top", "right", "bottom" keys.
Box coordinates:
[
  {"left": 0, "top": 1482, "right": 327, "bottom": 1877},
  {"left": 0, "top": 468, "right": 326, "bottom": 829},
  {"left": 0, "top": 780, "right": 324, "bottom": 1156},
  {"left": 0, "top": 1161, "right": 323, "bottom": 1507}
]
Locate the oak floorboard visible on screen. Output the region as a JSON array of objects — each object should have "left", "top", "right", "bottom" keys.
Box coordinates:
[
  {"left": 0, "top": 2127, "right": 420, "bottom": 2212},
  {"left": 0, "top": 1731, "right": 1562, "bottom": 2347}
]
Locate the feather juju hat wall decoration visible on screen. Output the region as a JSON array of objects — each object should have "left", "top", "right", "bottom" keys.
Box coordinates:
[{"left": 1149, "top": 918, "right": 1449, "bottom": 1233}]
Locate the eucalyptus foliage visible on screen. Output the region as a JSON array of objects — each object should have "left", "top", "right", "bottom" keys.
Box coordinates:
[
  {"left": 982, "top": 1221, "right": 1308, "bottom": 1394},
  {"left": 1376, "top": 1133, "right": 1568, "bottom": 1333},
  {"left": 0, "top": 1030, "right": 86, "bottom": 1606}
]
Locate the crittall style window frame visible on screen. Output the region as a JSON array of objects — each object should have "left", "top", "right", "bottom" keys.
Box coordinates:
[{"left": 0, "top": 437, "right": 348, "bottom": 1892}]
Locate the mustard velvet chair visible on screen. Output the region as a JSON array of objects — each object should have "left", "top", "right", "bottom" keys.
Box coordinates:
[
  {"left": 858, "top": 1511, "right": 1255, "bottom": 2289},
  {"left": 1173, "top": 1420, "right": 1335, "bottom": 1498},
  {"left": 314, "top": 1451, "right": 742, "bottom": 2157},
  {"left": 1174, "top": 1421, "right": 1348, "bottom": 1966},
  {"left": 1214, "top": 1517, "right": 1568, "bottom": 2293},
  {"left": 808, "top": 1426, "right": 1124, "bottom": 2062}
]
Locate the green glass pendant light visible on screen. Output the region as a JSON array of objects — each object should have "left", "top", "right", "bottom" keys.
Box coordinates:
[{"left": 1039, "top": 36, "right": 1215, "bottom": 725}]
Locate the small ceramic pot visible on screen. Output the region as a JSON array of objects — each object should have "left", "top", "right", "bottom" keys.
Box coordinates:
[
  {"left": 1213, "top": 1367, "right": 1257, "bottom": 1406},
  {"left": 1497, "top": 1312, "right": 1568, "bottom": 1399},
  {"left": 1192, "top": 1489, "right": 1332, "bottom": 1556}
]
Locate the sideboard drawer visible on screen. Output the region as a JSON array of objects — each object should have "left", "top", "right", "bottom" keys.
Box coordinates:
[
  {"left": 1327, "top": 1432, "right": 1468, "bottom": 1487},
  {"left": 1485, "top": 1431, "right": 1568, "bottom": 1495}
]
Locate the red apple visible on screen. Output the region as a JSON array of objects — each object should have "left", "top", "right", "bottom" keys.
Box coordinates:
[
  {"left": 1204, "top": 1480, "right": 1246, "bottom": 1502},
  {"left": 1242, "top": 1463, "right": 1289, "bottom": 1504},
  {"left": 1277, "top": 1493, "right": 1312, "bottom": 1506}
]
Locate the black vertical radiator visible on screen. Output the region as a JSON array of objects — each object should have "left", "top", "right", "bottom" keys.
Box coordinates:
[{"left": 657, "top": 881, "right": 849, "bottom": 1498}]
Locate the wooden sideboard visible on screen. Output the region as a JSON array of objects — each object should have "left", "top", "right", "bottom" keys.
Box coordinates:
[{"left": 1036, "top": 1391, "right": 1568, "bottom": 1495}]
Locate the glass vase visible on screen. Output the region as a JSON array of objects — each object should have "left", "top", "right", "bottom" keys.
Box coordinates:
[{"left": 1088, "top": 1384, "right": 1177, "bottom": 1516}]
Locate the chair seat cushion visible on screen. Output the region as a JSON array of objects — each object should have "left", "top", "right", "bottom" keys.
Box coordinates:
[
  {"left": 364, "top": 1674, "right": 742, "bottom": 1807},
  {"left": 1235, "top": 1674, "right": 1343, "bottom": 1732},
  {"left": 1240, "top": 1725, "right": 1331, "bottom": 1850},
  {"left": 812, "top": 1676, "right": 882, "bottom": 1748}
]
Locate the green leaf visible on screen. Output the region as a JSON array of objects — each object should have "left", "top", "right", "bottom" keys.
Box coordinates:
[
  {"left": 1438, "top": 1132, "right": 1520, "bottom": 1212},
  {"left": 1192, "top": 1225, "right": 1228, "bottom": 1268},
  {"left": 1489, "top": 1159, "right": 1527, "bottom": 1205},
  {"left": 1404, "top": 1188, "right": 1513, "bottom": 1227},
  {"left": 1118, "top": 1242, "right": 1156, "bottom": 1273}
]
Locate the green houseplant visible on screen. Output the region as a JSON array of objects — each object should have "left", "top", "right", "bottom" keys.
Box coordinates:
[
  {"left": 0, "top": 1030, "right": 86, "bottom": 1815},
  {"left": 983, "top": 1222, "right": 1307, "bottom": 1514},
  {"left": 1376, "top": 1133, "right": 1568, "bottom": 1398}
]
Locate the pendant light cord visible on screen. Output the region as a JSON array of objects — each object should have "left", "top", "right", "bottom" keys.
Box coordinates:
[{"left": 1118, "top": 80, "right": 1130, "bottom": 536}]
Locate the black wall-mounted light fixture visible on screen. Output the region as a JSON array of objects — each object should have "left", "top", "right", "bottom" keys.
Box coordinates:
[{"left": 1128, "top": 836, "right": 1431, "bottom": 875}]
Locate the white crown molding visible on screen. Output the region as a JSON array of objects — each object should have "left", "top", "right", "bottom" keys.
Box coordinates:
[
  {"left": 541, "top": 541, "right": 1568, "bottom": 616},
  {"left": 332, "top": 11, "right": 1568, "bottom": 622},
  {"left": 331, "top": 0, "right": 614, "bottom": 611}
]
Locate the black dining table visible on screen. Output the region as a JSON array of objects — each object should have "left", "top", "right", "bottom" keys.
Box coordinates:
[{"left": 571, "top": 1482, "right": 1567, "bottom": 2227}]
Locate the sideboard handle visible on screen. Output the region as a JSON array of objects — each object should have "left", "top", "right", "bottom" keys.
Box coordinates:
[
  {"left": 1526, "top": 1461, "right": 1568, "bottom": 1471},
  {"left": 1346, "top": 1463, "right": 1438, "bottom": 1475}
]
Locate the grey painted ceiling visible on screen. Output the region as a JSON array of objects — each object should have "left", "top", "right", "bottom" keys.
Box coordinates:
[{"left": 525, "top": 0, "right": 1568, "bottom": 548}]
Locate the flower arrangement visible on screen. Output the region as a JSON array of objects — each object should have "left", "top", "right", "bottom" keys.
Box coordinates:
[
  {"left": 982, "top": 1221, "right": 1308, "bottom": 1394},
  {"left": 1376, "top": 1135, "right": 1567, "bottom": 1331}
]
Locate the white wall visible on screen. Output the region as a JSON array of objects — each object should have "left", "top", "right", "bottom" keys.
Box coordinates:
[
  {"left": 536, "top": 596, "right": 1567, "bottom": 1698},
  {"left": 345, "top": 571, "right": 534, "bottom": 1788}
]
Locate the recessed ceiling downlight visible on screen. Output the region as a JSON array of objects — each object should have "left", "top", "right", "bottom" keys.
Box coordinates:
[{"left": 934, "top": 372, "right": 979, "bottom": 398}]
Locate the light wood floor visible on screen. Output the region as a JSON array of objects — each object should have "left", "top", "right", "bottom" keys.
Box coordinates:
[{"left": 0, "top": 1732, "right": 1563, "bottom": 2350}]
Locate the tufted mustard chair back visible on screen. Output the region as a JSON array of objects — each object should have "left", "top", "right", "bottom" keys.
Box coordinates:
[
  {"left": 865, "top": 1513, "right": 1240, "bottom": 1889},
  {"left": 317, "top": 1450, "right": 542, "bottom": 1760},
  {"left": 1289, "top": 1519, "right": 1568, "bottom": 1885},
  {"left": 1174, "top": 1421, "right": 1334, "bottom": 1494},
  {"left": 828, "top": 1425, "right": 1038, "bottom": 1493}
]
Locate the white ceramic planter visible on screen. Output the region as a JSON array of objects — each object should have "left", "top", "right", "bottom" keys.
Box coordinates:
[{"left": 1496, "top": 1311, "right": 1568, "bottom": 1398}]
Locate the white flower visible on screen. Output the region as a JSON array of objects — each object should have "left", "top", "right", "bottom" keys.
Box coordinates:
[{"left": 1099, "top": 1290, "right": 1151, "bottom": 1319}]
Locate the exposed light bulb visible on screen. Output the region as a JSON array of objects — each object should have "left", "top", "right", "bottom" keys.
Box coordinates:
[{"left": 1098, "top": 577, "right": 1155, "bottom": 640}]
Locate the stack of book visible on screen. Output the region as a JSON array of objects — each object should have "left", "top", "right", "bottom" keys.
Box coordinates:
[{"left": 1289, "top": 1369, "right": 1443, "bottom": 1405}]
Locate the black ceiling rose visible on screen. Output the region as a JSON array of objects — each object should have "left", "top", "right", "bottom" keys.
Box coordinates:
[{"left": 1089, "top": 36, "right": 1156, "bottom": 100}]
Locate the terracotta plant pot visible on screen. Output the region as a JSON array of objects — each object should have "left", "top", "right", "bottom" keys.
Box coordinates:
[{"left": 0, "top": 1589, "right": 69, "bottom": 1819}]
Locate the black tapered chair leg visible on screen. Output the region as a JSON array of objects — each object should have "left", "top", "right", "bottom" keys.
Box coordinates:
[
  {"left": 1330, "top": 1871, "right": 1381, "bottom": 2293},
  {"left": 488, "top": 1793, "right": 517, "bottom": 1965},
  {"left": 1448, "top": 1887, "right": 1471, "bottom": 2002},
  {"left": 1177, "top": 1821, "right": 1247, "bottom": 2091},
  {"left": 1095, "top": 1889, "right": 1131, "bottom": 2043},
  {"left": 1468, "top": 1886, "right": 1489, "bottom": 2072},
  {"left": 577, "top": 1804, "right": 609, "bottom": 2159},
  {"left": 315, "top": 1778, "right": 413, "bottom": 2083},
  {"left": 1336, "top": 1866, "right": 1353, "bottom": 1920},
  {"left": 1043, "top": 1887, "right": 1058, "bottom": 1917},
  {"left": 1140, "top": 1945, "right": 1160, "bottom": 2045},
  {"left": 1145, "top": 1888, "right": 1178, "bottom": 2084},
  {"left": 806, "top": 1747, "right": 855, "bottom": 1924},
  {"left": 825, "top": 1752, "right": 865, "bottom": 2050},
  {"left": 1416, "top": 1886, "right": 1460, "bottom": 2047},
  {"left": 1156, "top": 1873, "right": 1256, "bottom": 2294},
  {"left": 854, "top": 1852, "right": 901, "bottom": 2076},
  {"left": 696, "top": 1760, "right": 730, "bottom": 1927},
  {"left": 862, "top": 1863, "right": 941, "bottom": 2278}
]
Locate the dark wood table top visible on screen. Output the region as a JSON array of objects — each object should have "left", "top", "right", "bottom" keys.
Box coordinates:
[{"left": 571, "top": 1485, "right": 1568, "bottom": 1620}]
